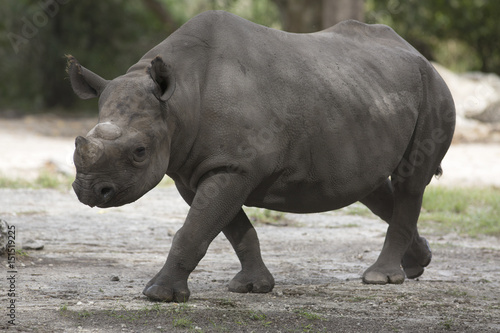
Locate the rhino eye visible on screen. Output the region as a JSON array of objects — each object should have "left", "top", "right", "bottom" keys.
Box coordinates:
[{"left": 133, "top": 146, "right": 147, "bottom": 162}]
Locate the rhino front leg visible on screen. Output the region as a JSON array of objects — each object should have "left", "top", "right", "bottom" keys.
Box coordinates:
[
  {"left": 143, "top": 172, "right": 252, "bottom": 302},
  {"left": 362, "top": 188, "right": 424, "bottom": 284},
  {"left": 223, "top": 209, "right": 275, "bottom": 293}
]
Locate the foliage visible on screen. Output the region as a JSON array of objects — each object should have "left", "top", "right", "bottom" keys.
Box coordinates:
[
  {"left": 366, "top": 0, "right": 500, "bottom": 74},
  {"left": 0, "top": 0, "right": 173, "bottom": 112},
  {"left": 0, "top": 0, "right": 279, "bottom": 113}
]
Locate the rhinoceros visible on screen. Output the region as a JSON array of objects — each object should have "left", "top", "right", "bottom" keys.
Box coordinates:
[{"left": 67, "top": 11, "right": 455, "bottom": 302}]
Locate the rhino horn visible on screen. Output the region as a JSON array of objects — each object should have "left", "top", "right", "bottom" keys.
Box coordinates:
[
  {"left": 74, "top": 136, "right": 104, "bottom": 169},
  {"left": 88, "top": 122, "right": 122, "bottom": 140},
  {"left": 66, "top": 55, "right": 109, "bottom": 99}
]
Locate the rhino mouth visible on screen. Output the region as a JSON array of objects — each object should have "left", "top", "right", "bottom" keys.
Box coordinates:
[{"left": 72, "top": 178, "right": 131, "bottom": 208}]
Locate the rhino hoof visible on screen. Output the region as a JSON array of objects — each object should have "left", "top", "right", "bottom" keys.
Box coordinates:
[
  {"left": 143, "top": 284, "right": 190, "bottom": 303},
  {"left": 362, "top": 266, "right": 405, "bottom": 285},
  {"left": 402, "top": 236, "right": 432, "bottom": 279},
  {"left": 228, "top": 270, "right": 275, "bottom": 293},
  {"left": 403, "top": 265, "right": 425, "bottom": 279}
]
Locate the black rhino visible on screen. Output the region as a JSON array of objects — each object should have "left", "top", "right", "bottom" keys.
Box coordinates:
[{"left": 67, "top": 11, "right": 455, "bottom": 302}]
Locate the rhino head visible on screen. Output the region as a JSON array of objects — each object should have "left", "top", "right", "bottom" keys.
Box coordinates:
[{"left": 67, "top": 55, "right": 175, "bottom": 208}]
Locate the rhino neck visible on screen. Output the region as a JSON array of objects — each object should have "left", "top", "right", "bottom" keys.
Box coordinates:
[{"left": 163, "top": 101, "right": 199, "bottom": 175}]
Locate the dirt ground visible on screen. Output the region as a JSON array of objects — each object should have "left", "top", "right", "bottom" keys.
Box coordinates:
[{"left": 1, "top": 115, "right": 500, "bottom": 332}]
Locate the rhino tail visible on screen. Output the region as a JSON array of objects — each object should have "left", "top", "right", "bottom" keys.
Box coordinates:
[{"left": 434, "top": 164, "right": 443, "bottom": 178}]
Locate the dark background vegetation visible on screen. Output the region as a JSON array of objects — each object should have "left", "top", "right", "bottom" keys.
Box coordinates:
[{"left": 1, "top": 0, "right": 499, "bottom": 113}]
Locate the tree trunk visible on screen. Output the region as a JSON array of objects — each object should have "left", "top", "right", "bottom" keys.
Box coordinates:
[
  {"left": 272, "top": 0, "right": 365, "bottom": 33},
  {"left": 273, "top": 0, "right": 322, "bottom": 33},
  {"left": 322, "top": 0, "right": 364, "bottom": 29},
  {"left": 141, "top": 0, "right": 178, "bottom": 31}
]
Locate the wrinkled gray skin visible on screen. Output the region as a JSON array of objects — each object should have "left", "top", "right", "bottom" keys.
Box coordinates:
[{"left": 67, "top": 11, "right": 455, "bottom": 302}]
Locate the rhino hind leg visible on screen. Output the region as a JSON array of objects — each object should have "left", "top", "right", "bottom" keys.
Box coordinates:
[
  {"left": 222, "top": 209, "right": 275, "bottom": 293},
  {"left": 401, "top": 233, "right": 432, "bottom": 278},
  {"left": 360, "top": 178, "right": 432, "bottom": 282},
  {"left": 362, "top": 185, "right": 425, "bottom": 284}
]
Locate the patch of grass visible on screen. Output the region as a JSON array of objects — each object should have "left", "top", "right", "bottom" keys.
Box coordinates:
[
  {"left": 209, "top": 318, "right": 231, "bottom": 331},
  {"left": 341, "top": 186, "right": 500, "bottom": 237},
  {"left": 420, "top": 186, "right": 500, "bottom": 237},
  {"left": 171, "top": 303, "right": 194, "bottom": 330},
  {"left": 78, "top": 310, "right": 92, "bottom": 318},
  {"left": 213, "top": 298, "right": 236, "bottom": 308},
  {"left": 157, "top": 175, "right": 175, "bottom": 187},
  {"left": 15, "top": 249, "right": 29, "bottom": 257},
  {"left": 245, "top": 208, "right": 288, "bottom": 226},
  {"left": 348, "top": 295, "right": 377, "bottom": 302},
  {"left": 295, "top": 308, "right": 324, "bottom": 321},
  {"left": 247, "top": 310, "right": 272, "bottom": 326},
  {"left": 106, "top": 303, "right": 167, "bottom": 322},
  {"left": 439, "top": 318, "right": 454, "bottom": 330},
  {"left": 0, "top": 169, "right": 74, "bottom": 190},
  {"left": 59, "top": 304, "right": 68, "bottom": 312},
  {"left": 0, "top": 176, "right": 31, "bottom": 188},
  {"left": 341, "top": 203, "right": 372, "bottom": 217},
  {"left": 173, "top": 317, "right": 193, "bottom": 329},
  {"left": 1, "top": 170, "right": 172, "bottom": 190},
  {"left": 327, "top": 223, "right": 360, "bottom": 229},
  {"left": 444, "top": 289, "right": 468, "bottom": 298},
  {"left": 248, "top": 310, "right": 267, "bottom": 321}
]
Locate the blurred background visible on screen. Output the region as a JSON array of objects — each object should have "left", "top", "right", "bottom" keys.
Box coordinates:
[{"left": 1, "top": 0, "right": 499, "bottom": 115}]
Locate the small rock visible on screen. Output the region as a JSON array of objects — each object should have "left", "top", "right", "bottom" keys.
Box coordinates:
[
  {"left": 23, "top": 239, "right": 44, "bottom": 251},
  {"left": 111, "top": 276, "right": 120, "bottom": 281},
  {"left": 470, "top": 100, "right": 500, "bottom": 123}
]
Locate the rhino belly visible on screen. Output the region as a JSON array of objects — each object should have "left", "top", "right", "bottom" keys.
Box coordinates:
[{"left": 245, "top": 166, "right": 390, "bottom": 214}]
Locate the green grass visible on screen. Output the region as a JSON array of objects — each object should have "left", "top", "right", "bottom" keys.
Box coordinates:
[
  {"left": 248, "top": 310, "right": 267, "bottom": 321},
  {"left": 15, "top": 249, "right": 29, "bottom": 257},
  {"left": 295, "top": 309, "right": 324, "bottom": 321},
  {"left": 0, "top": 169, "right": 74, "bottom": 190},
  {"left": 0, "top": 171, "right": 174, "bottom": 190},
  {"left": 341, "top": 203, "right": 372, "bottom": 217},
  {"left": 157, "top": 175, "right": 175, "bottom": 187},
  {"left": 245, "top": 207, "right": 288, "bottom": 226},
  {"left": 342, "top": 186, "right": 500, "bottom": 238},
  {"left": 420, "top": 186, "right": 500, "bottom": 237}
]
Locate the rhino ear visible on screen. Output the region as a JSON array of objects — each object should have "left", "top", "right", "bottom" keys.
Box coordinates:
[
  {"left": 66, "top": 55, "right": 109, "bottom": 99},
  {"left": 148, "top": 56, "right": 176, "bottom": 102}
]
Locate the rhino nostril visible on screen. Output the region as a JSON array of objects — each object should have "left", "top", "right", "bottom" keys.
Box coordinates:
[{"left": 100, "top": 186, "right": 114, "bottom": 200}]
